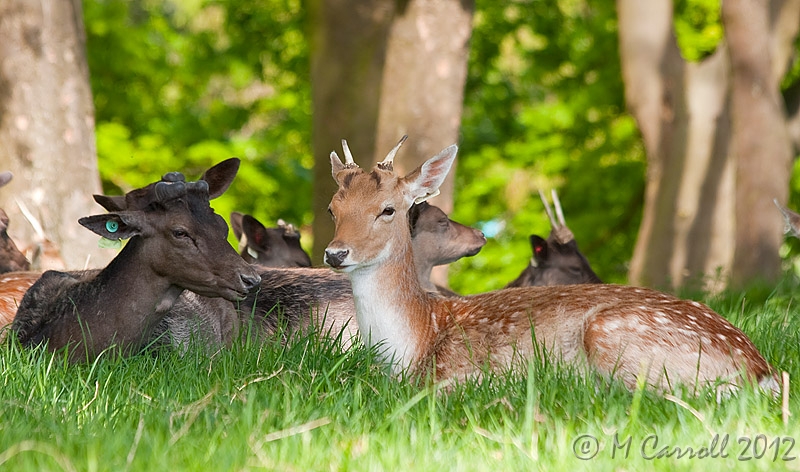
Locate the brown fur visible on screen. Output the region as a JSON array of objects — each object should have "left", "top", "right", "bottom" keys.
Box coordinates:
[{"left": 325, "top": 141, "right": 777, "bottom": 394}]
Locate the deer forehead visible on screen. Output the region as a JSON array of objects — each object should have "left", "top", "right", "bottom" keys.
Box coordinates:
[{"left": 332, "top": 169, "right": 409, "bottom": 213}]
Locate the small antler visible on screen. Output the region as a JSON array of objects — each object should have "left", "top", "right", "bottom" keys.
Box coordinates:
[
  {"left": 377, "top": 135, "right": 408, "bottom": 171},
  {"left": 341, "top": 140, "right": 356, "bottom": 166},
  {"left": 539, "top": 189, "right": 574, "bottom": 244}
]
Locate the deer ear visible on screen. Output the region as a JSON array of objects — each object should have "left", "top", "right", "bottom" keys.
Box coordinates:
[
  {"left": 79, "top": 212, "right": 143, "bottom": 240},
  {"left": 230, "top": 211, "right": 245, "bottom": 241},
  {"left": 530, "top": 235, "right": 549, "bottom": 262},
  {"left": 402, "top": 145, "right": 457, "bottom": 204},
  {"left": 201, "top": 158, "right": 240, "bottom": 199},
  {"left": 330, "top": 151, "right": 347, "bottom": 183},
  {"left": 242, "top": 214, "right": 269, "bottom": 249},
  {"left": 93, "top": 194, "right": 127, "bottom": 212}
]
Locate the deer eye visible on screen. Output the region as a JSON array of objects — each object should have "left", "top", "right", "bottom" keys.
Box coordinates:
[{"left": 380, "top": 206, "right": 395, "bottom": 218}]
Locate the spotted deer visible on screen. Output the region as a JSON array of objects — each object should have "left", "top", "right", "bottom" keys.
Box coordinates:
[
  {"left": 507, "top": 189, "right": 601, "bottom": 287},
  {"left": 11, "top": 161, "right": 261, "bottom": 361},
  {"left": 82, "top": 166, "right": 484, "bottom": 352},
  {"left": 324, "top": 137, "right": 778, "bottom": 394}
]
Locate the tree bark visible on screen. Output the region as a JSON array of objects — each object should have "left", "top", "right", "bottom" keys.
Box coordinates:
[
  {"left": 307, "top": 0, "right": 396, "bottom": 263},
  {"left": 619, "top": 0, "right": 799, "bottom": 291},
  {"left": 374, "top": 0, "right": 474, "bottom": 286},
  {"left": 0, "top": 0, "right": 111, "bottom": 270},
  {"left": 619, "top": 0, "right": 733, "bottom": 291},
  {"left": 724, "top": 0, "right": 799, "bottom": 289}
]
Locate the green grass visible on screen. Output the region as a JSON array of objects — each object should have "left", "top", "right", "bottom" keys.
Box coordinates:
[{"left": 2, "top": 283, "right": 800, "bottom": 471}]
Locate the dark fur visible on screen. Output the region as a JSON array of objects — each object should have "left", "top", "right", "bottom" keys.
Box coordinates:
[{"left": 506, "top": 235, "right": 601, "bottom": 287}]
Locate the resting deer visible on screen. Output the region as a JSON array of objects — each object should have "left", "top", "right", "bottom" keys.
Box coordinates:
[
  {"left": 507, "top": 189, "right": 601, "bottom": 287},
  {"left": 230, "top": 212, "right": 312, "bottom": 267},
  {"left": 324, "top": 137, "right": 778, "bottom": 394},
  {"left": 11, "top": 160, "right": 261, "bottom": 361},
  {"left": 0, "top": 172, "right": 31, "bottom": 274},
  {"left": 83, "top": 170, "right": 484, "bottom": 351}
]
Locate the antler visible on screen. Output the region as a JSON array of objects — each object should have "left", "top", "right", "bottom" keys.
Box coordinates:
[
  {"left": 377, "top": 135, "right": 408, "bottom": 171},
  {"left": 539, "top": 189, "right": 574, "bottom": 244}
]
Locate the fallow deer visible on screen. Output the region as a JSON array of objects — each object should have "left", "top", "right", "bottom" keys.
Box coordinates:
[
  {"left": 85, "top": 167, "right": 484, "bottom": 351},
  {"left": 409, "top": 201, "right": 485, "bottom": 295},
  {"left": 324, "top": 137, "right": 778, "bottom": 394},
  {"left": 0, "top": 172, "right": 31, "bottom": 274},
  {"left": 159, "top": 200, "right": 486, "bottom": 349},
  {"left": 11, "top": 161, "right": 261, "bottom": 361},
  {"left": 230, "top": 212, "right": 312, "bottom": 267},
  {"left": 507, "top": 189, "right": 601, "bottom": 287}
]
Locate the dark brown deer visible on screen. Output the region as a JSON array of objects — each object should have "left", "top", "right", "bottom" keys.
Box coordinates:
[
  {"left": 0, "top": 172, "right": 31, "bottom": 274},
  {"left": 230, "top": 212, "right": 312, "bottom": 267},
  {"left": 11, "top": 161, "right": 260, "bottom": 361},
  {"left": 157, "top": 201, "right": 486, "bottom": 350},
  {"left": 324, "top": 137, "right": 778, "bottom": 394},
  {"left": 507, "top": 190, "right": 601, "bottom": 287}
]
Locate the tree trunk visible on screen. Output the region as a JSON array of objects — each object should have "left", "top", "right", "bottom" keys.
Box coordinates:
[
  {"left": 0, "top": 0, "right": 111, "bottom": 270},
  {"left": 374, "top": 0, "right": 474, "bottom": 287},
  {"left": 618, "top": 0, "right": 800, "bottom": 291},
  {"left": 307, "top": 0, "right": 396, "bottom": 264},
  {"left": 724, "top": 0, "right": 799, "bottom": 289},
  {"left": 619, "top": 0, "right": 733, "bottom": 291}
]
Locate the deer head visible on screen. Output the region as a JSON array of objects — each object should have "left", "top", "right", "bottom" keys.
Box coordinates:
[
  {"left": 325, "top": 136, "right": 456, "bottom": 271},
  {"left": 230, "top": 212, "right": 312, "bottom": 268}
]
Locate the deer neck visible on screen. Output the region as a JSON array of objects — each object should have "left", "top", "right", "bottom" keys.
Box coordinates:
[
  {"left": 347, "top": 239, "right": 435, "bottom": 372},
  {"left": 95, "top": 238, "right": 184, "bottom": 343},
  {"left": 411, "top": 249, "right": 438, "bottom": 293}
]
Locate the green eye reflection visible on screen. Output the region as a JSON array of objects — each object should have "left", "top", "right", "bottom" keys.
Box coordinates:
[{"left": 106, "top": 220, "right": 119, "bottom": 233}]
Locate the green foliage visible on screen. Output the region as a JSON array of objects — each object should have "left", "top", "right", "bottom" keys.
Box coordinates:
[
  {"left": 451, "top": 1, "right": 644, "bottom": 293},
  {"left": 84, "top": 0, "right": 313, "bottom": 249},
  {"left": 673, "top": 0, "right": 723, "bottom": 62}
]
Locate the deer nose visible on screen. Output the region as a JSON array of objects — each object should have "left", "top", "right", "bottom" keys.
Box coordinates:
[
  {"left": 240, "top": 272, "right": 261, "bottom": 291},
  {"left": 324, "top": 248, "right": 349, "bottom": 268}
]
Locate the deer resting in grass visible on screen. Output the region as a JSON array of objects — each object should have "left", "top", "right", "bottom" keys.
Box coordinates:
[
  {"left": 10, "top": 162, "right": 260, "bottom": 361},
  {"left": 324, "top": 136, "right": 778, "bottom": 394},
  {"left": 507, "top": 189, "right": 601, "bottom": 287},
  {"left": 230, "top": 212, "right": 312, "bottom": 267},
  {"left": 83, "top": 164, "right": 484, "bottom": 351},
  {"left": 0, "top": 172, "right": 31, "bottom": 274}
]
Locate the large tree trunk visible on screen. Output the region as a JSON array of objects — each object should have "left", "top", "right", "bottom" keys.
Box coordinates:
[
  {"left": 374, "top": 0, "right": 474, "bottom": 287},
  {"left": 308, "top": 0, "right": 474, "bottom": 275},
  {"left": 618, "top": 0, "right": 734, "bottom": 291},
  {"left": 307, "top": 0, "right": 396, "bottom": 264},
  {"left": 618, "top": 0, "right": 800, "bottom": 292},
  {"left": 724, "top": 0, "right": 799, "bottom": 289},
  {"left": 0, "top": 0, "right": 111, "bottom": 270}
]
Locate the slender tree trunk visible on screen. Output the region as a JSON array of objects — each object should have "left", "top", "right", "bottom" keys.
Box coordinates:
[
  {"left": 375, "top": 0, "right": 474, "bottom": 287},
  {"left": 307, "top": 0, "right": 396, "bottom": 264},
  {"left": 0, "top": 0, "right": 111, "bottom": 270}
]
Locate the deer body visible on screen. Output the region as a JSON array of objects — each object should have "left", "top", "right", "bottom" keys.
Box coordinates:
[
  {"left": 11, "top": 161, "right": 260, "bottom": 361},
  {"left": 325, "top": 139, "right": 777, "bottom": 393}
]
